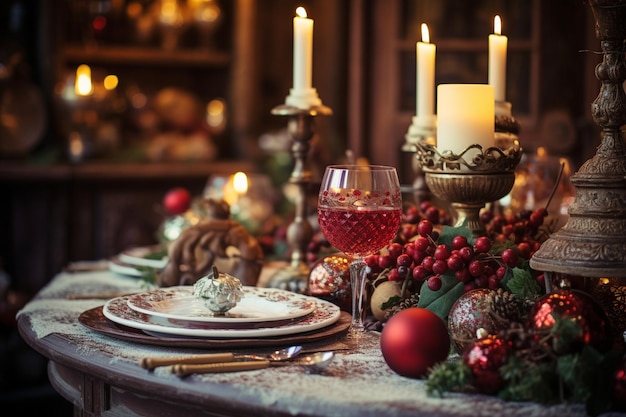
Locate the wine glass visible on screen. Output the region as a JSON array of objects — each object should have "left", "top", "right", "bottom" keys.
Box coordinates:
[{"left": 317, "top": 165, "right": 402, "bottom": 336}]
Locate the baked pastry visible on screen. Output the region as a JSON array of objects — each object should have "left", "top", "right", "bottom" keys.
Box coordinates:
[{"left": 158, "top": 201, "right": 264, "bottom": 287}]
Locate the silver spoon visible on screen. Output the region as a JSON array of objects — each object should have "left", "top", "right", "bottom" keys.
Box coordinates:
[
  {"left": 141, "top": 345, "right": 303, "bottom": 370},
  {"left": 172, "top": 351, "right": 335, "bottom": 376}
]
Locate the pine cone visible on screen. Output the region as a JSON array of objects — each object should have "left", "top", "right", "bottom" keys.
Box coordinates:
[
  {"left": 384, "top": 293, "right": 420, "bottom": 320},
  {"left": 488, "top": 288, "right": 530, "bottom": 323}
]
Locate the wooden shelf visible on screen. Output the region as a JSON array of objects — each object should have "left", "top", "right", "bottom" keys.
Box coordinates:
[
  {"left": 62, "top": 45, "right": 231, "bottom": 68},
  {"left": 0, "top": 160, "right": 255, "bottom": 183}
]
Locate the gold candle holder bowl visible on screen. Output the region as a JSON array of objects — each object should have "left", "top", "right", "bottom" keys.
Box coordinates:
[{"left": 415, "top": 140, "right": 522, "bottom": 235}]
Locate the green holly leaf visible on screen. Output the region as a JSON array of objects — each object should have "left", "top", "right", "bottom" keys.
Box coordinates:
[
  {"left": 438, "top": 225, "right": 474, "bottom": 247},
  {"left": 417, "top": 272, "right": 464, "bottom": 320},
  {"left": 381, "top": 295, "right": 401, "bottom": 310},
  {"left": 502, "top": 266, "right": 541, "bottom": 298}
]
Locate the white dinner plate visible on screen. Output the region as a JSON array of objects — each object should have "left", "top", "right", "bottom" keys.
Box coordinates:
[
  {"left": 108, "top": 257, "right": 144, "bottom": 277},
  {"left": 103, "top": 295, "right": 341, "bottom": 338},
  {"left": 126, "top": 286, "right": 317, "bottom": 324},
  {"left": 118, "top": 245, "right": 168, "bottom": 269}
]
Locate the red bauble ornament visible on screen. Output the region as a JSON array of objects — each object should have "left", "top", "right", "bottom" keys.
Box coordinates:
[
  {"left": 380, "top": 308, "right": 450, "bottom": 378},
  {"left": 527, "top": 289, "right": 612, "bottom": 354},
  {"left": 163, "top": 187, "right": 191, "bottom": 215},
  {"left": 448, "top": 288, "right": 504, "bottom": 353},
  {"left": 463, "top": 334, "right": 511, "bottom": 395}
]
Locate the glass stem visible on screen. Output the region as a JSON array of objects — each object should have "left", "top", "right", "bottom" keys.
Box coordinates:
[{"left": 349, "top": 258, "right": 367, "bottom": 331}]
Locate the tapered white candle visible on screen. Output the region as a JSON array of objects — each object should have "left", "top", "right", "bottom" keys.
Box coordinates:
[
  {"left": 292, "top": 7, "right": 313, "bottom": 91},
  {"left": 437, "top": 84, "right": 494, "bottom": 154},
  {"left": 488, "top": 15, "right": 508, "bottom": 102},
  {"left": 416, "top": 23, "right": 436, "bottom": 118}
]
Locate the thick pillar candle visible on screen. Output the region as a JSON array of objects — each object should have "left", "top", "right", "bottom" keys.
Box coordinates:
[
  {"left": 292, "top": 6, "right": 313, "bottom": 91},
  {"left": 488, "top": 15, "right": 508, "bottom": 102},
  {"left": 436, "top": 84, "right": 494, "bottom": 154},
  {"left": 416, "top": 23, "right": 436, "bottom": 118}
]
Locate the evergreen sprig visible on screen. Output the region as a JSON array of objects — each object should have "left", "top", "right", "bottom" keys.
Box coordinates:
[
  {"left": 426, "top": 359, "right": 471, "bottom": 397},
  {"left": 425, "top": 316, "right": 625, "bottom": 416}
]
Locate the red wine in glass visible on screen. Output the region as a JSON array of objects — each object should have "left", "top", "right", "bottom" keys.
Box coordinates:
[
  {"left": 317, "top": 165, "right": 402, "bottom": 336},
  {"left": 318, "top": 207, "right": 402, "bottom": 258}
]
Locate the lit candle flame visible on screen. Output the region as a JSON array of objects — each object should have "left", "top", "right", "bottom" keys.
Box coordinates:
[
  {"left": 494, "top": 15, "right": 502, "bottom": 36},
  {"left": 233, "top": 172, "right": 248, "bottom": 194},
  {"left": 75, "top": 64, "right": 93, "bottom": 96},
  {"left": 296, "top": 6, "right": 307, "bottom": 18},
  {"left": 421, "top": 23, "right": 430, "bottom": 43}
]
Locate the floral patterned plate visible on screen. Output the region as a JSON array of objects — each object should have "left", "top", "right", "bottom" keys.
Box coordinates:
[
  {"left": 126, "top": 286, "right": 318, "bottom": 325},
  {"left": 103, "top": 294, "right": 340, "bottom": 338}
]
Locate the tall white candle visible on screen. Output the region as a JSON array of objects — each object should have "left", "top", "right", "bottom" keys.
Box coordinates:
[
  {"left": 416, "top": 23, "right": 436, "bottom": 118},
  {"left": 292, "top": 7, "right": 313, "bottom": 91},
  {"left": 436, "top": 84, "right": 494, "bottom": 154},
  {"left": 488, "top": 15, "right": 508, "bottom": 102}
]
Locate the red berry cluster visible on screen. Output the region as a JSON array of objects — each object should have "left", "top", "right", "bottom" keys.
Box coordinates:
[
  {"left": 481, "top": 207, "right": 551, "bottom": 249},
  {"left": 365, "top": 204, "right": 550, "bottom": 296},
  {"left": 396, "top": 201, "right": 452, "bottom": 244},
  {"left": 366, "top": 220, "right": 507, "bottom": 294}
]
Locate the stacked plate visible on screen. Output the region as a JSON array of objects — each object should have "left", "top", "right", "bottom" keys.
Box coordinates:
[
  {"left": 108, "top": 245, "right": 168, "bottom": 277},
  {"left": 99, "top": 286, "right": 344, "bottom": 340}
]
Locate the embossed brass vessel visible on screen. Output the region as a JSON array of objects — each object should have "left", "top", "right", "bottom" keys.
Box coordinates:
[
  {"left": 530, "top": 0, "right": 626, "bottom": 277},
  {"left": 415, "top": 140, "right": 522, "bottom": 235}
]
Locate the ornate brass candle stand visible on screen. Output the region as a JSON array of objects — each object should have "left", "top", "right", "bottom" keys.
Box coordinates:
[
  {"left": 530, "top": 0, "right": 626, "bottom": 278},
  {"left": 267, "top": 103, "right": 332, "bottom": 292},
  {"left": 415, "top": 140, "right": 522, "bottom": 235}
]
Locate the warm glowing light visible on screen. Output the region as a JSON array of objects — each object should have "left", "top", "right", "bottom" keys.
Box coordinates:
[
  {"left": 206, "top": 98, "right": 226, "bottom": 128},
  {"left": 103, "top": 74, "right": 118, "bottom": 90},
  {"left": 126, "top": 2, "right": 142, "bottom": 19},
  {"left": 421, "top": 23, "right": 430, "bottom": 43},
  {"left": 69, "top": 132, "right": 84, "bottom": 160},
  {"left": 533, "top": 302, "right": 556, "bottom": 327},
  {"left": 75, "top": 64, "right": 93, "bottom": 96},
  {"left": 536, "top": 146, "right": 547, "bottom": 158},
  {"left": 494, "top": 15, "right": 502, "bottom": 36},
  {"left": 208, "top": 98, "right": 225, "bottom": 115},
  {"left": 160, "top": 0, "right": 179, "bottom": 25},
  {"left": 296, "top": 6, "right": 307, "bottom": 18},
  {"left": 233, "top": 172, "right": 248, "bottom": 194}
]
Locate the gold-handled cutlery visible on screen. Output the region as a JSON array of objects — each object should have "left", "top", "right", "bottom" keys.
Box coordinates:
[
  {"left": 140, "top": 345, "right": 303, "bottom": 370},
  {"left": 172, "top": 351, "right": 335, "bottom": 377}
]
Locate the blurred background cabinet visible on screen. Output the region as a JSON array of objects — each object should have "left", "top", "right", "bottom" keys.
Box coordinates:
[{"left": 0, "top": 0, "right": 348, "bottom": 298}]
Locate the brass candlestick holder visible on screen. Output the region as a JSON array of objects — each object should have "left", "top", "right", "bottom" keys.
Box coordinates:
[
  {"left": 267, "top": 103, "right": 332, "bottom": 292},
  {"left": 415, "top": 139, "right": 522, "bottom": 235},
  {"left": 530, "top": 0, "right": 626, "bottom": 278},
  {"left": 402, "top": 116, "right": 437, "bottom": 203}
]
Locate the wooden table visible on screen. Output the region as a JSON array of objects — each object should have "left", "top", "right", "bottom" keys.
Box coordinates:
[{"left": 16, "top": 268, "right": 618, "bottom": 417}]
